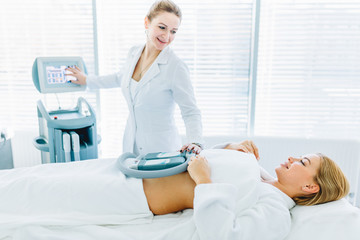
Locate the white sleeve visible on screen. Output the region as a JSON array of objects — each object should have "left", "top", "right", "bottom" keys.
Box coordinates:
[
  {"left": 86, "top": 72, "right": 124, "bottom": 89},
  {"left": 171, "top": 61, "right": 202, "bottom": 144},
  {"left": 193, "top": 183, "right": 291, "bottom": 240},
  {"left": 86, "top": 46, "right": 136, "bottom": 90}
]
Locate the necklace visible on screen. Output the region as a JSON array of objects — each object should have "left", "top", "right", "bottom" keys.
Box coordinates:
[{"left": 138, "top": 53, "right": 158, "bottom": 79}]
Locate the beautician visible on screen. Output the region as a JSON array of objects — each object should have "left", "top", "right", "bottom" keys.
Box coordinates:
[{"left": 66, "top": 0, "right": 203, "bottom": 155}]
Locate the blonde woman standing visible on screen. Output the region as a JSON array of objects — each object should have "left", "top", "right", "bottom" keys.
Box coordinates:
[{"left": 67, "top": 0, "right": 203, "bottom": 156}]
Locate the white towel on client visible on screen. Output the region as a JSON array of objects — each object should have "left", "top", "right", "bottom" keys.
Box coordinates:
[{"left": 0, "top": 158, "right": 153, "bottom": 228}]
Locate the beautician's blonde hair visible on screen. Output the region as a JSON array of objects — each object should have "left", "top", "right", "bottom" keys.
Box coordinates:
[
  {"left": 293, "top": 153, "right": 350, "bottom": 206},
  {"left": 147, "top": 0, "right": 182, "bottom": 22}
]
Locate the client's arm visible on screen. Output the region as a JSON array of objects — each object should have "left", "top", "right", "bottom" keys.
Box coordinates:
[{"left": 224, "top": 140, "right": 260, "bottom": 160}]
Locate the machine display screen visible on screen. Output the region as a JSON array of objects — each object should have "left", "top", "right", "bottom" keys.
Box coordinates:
[
  {"left": 33, "top": 57, "right": 86, "bottom": 93},
  {"left": 46, "top": 65, "right": 76, "bottom": 84}
]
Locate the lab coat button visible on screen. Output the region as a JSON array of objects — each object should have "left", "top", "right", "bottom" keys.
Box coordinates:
[{"left": 139, "top": 147, "right": 143, "bottom": 150}]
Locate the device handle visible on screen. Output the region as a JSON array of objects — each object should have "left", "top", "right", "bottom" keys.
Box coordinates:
[
  {"left": 0, "top": 131, "right": 5, "bottom": 143},
  {"left": 36, "top": 100, "right": 52, "bottom": 121},
  {"left": 117, "top": 152, "right": 191, "bottom": 179},
  {"left": 0, "top": 131, "right": 6, "bottom": 149},
  {"left": 33, "top": 136, "right": 50, "bottom": 152},
  {"left": 77, "top": 97, "right": 96, "bottom": 118}
]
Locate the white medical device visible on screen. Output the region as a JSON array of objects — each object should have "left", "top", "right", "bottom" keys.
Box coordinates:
[
  {"left": 70, "top": 131, "right": 80, "bottom": 161},
  {"left": 117, "top": 151, "right": 195, "bottom": 179},
  {"left": 62, "top": 132, "right": 71, "bottom": 162},
  {"left": 32, "top": 56, "right": 86, "bottom": 93},
  {"left": 0, "top": 129, "right": 14, "bottom": 169},
  {"left": 32, "top": 56, "right": 100, "bottom": 164}
]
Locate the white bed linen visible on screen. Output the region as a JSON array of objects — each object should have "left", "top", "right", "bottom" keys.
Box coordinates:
[
  {"left": 0, "top": 158, "right": 153, "bottom": 238},
  {"left": 5, "top": 200, "right": 360, "bottom": 240},
  {"left": 1, "top": 210, "right": 196, "bottom": 240},
  {"left": 1, "top": 151, "right": 360, "bottom": 240}
]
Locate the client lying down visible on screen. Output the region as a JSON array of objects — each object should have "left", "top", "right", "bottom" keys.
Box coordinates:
[
  {"left": 0, "top": 141, "right": 349, "bottom": 240},
  {"left": 143, "top": 141, "right": 349, "bottom": 239}
]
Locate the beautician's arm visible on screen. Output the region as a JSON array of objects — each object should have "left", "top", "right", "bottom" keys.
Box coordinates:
[
  {"left": 66, "top": 46, "right": 136, "bottom": 89},
  {"left": 86, "top": 72, "right": 124, "bottom": 89},
  {"left": 65, "top": 65, "right": 124, "bottom": 89},
  {"left": 171, "top": 61, "right": 203, "bottom": 148}
]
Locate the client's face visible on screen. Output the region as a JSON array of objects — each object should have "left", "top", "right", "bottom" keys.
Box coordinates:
[{"left": 275, "top": 154, "right": 321, "bottom": 194}]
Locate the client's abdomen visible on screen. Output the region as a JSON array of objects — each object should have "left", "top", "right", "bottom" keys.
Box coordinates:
[{"left": 142, "top": 172, "right": 196, "bottom": 215}]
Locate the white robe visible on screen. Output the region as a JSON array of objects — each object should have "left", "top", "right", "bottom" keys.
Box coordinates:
[{"left": 193, "top": 146, "right": 296, "bottom": 240}]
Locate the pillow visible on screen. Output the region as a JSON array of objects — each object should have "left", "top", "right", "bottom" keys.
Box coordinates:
[{"left": 285, "top": 198, "right": 360, "bottom": 240}]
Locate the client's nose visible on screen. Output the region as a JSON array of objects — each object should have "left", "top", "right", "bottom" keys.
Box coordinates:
[{"left": 288, "top": 156, "right": 301, "bottom": 164}]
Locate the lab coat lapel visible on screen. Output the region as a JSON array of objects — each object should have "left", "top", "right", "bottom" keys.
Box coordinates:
[
  {"left": 124, "top": 45, "right": 144, "bottom": 99},
  {"left": 133, "top": 47, "right": 170, "bottom": 101}
]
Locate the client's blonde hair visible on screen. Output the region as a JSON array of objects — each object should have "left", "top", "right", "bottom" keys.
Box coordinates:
[{"left": 293, "top": 153, "right": 350, "bottom": 206}]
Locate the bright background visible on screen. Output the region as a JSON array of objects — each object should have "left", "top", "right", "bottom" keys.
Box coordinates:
[{"left": 0, "top": 0, "right": 359, "bottom": 159}]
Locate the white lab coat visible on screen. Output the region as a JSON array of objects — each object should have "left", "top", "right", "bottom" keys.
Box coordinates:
[
  {"left": 86, "top": 45, "right": 202, "bottom": 155},
  {"left": 193, "top": 144, "right": 295, "bottom": 240}
]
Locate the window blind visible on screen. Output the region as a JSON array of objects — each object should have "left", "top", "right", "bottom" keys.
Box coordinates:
[
  {"left": 255, "top": 0, "right": 360, "bottom": 139},
  {"left": 0, "top": 0, "right": 97, "bottom": 132},
  {"left": 96, "top": 0, "right": 254, "bottom": 157}
]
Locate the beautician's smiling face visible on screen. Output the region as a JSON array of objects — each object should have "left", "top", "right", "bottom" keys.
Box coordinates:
[
  {"left": 145, "top": 11, "right": 180, "bottom": 51},
  {"left": 275, "top": 154, "right": 321, "bottom": 192}
]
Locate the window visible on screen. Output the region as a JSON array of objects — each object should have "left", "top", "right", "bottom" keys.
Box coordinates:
[
  {"left": 1, "top": 0, "right": 359, "bottom": 159},
  {"left": 0, "top": 0, "right": 97, "bottom": 132},
  {"left": 96, "top": 0, "right": 254, "bottom": 157},
  {"left": 255, "top": 0, "right": 360, "bottom": 139}
]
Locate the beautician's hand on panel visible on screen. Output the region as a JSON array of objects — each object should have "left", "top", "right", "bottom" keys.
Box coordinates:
[
  {"left": 180, "top": 143, "right": 202, "bottom": 154},
  {"left": 65, "top": 66, "right": 87, "bottom": 85},
  {"left": 225, "top": 140, "right": 260, "bottom": 161},
  {"left": 187, "top": 155, "right": 212, "bottom": 185}
]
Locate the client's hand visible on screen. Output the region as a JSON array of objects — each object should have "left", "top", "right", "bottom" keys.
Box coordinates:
[
  {"left": 180, "top": 143, "right": 202, "bottom": 154},
  {"left": 225, "top": 140, "right": 260, "bottom": 161},
  {"left": 187, "top": 155, "right": 212, "bottom": 185},
  {"left": 65, "top": 65, "right": 87, "bottom": 85}
]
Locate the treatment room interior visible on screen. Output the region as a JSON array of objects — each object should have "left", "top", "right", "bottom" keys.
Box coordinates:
[{"left": 0, "top": 0, "right": 360, "bottom": 239}]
